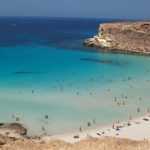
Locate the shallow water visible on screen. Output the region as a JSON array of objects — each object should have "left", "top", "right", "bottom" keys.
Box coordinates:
[{"left": 0, "top": 18, "right": 150, "bottom": 136}]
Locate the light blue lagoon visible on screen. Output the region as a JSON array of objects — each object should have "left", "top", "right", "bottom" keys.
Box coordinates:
[{"left": 0, "top": 44, "right": 150, "bottom": 136}]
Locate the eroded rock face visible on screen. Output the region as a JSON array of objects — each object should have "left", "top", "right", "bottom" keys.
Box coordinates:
[
  {"left": 83, "top": 21, "right": 150, "bottom": 55},
  {"left": 0, "top": 123, "right": 27, "bottom": 136}
]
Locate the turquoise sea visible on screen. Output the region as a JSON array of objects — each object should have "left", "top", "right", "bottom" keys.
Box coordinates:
[{"left": 0, "top": 17, "right": 150, "bottom": 136}]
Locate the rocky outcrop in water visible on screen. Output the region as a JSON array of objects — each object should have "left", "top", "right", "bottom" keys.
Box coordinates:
[
  {"left": 83, "top": 21, "right": 150, "bottom": 55},
  {"left": 0, "top": 123, "right": 27, "bottom": 136}
]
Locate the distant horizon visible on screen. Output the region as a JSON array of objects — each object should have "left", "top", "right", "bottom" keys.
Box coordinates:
[{"left": 0, "top": 16, "right": 148, "bottom": 21}]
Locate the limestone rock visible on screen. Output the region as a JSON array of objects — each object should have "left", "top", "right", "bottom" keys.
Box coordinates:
[
  {"left": 83, "top": 21, "right": 150, "bottom": 55},
  {"left": 0, "top": 123, "right": 27, "bottom": 136}
]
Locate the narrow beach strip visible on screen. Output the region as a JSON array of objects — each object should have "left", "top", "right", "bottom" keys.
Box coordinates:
[{"left": 41, "top": 114, "right": 150, "bottom": 143}]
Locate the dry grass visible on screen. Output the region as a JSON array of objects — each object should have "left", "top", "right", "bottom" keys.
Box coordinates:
[{"left": 1, "top": 136, "right": 150, "bottom": 150}]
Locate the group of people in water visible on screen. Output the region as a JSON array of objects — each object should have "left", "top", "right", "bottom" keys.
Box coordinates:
[{"left": 9, "top": 68, "right": 150, "bottom": 137}]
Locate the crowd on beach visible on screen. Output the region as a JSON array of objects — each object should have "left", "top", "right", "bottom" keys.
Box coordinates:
[{"left": 7, "top": 68, "right": 150, "bottom": 139}]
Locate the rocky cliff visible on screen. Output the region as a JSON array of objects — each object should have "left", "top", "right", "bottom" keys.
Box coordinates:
[{"left": 83, "top": 21, "right": 150, "bottom": 55}]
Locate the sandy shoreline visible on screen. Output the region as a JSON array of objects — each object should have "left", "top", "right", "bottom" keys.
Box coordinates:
[
  {"left": 39, "top": 113, "right": 150, "bottom": 143},
  {"left": 1, "top": 114, "right": 150, "bottom": 150},
  {"left": 1, "top": 113, "right": 150, "bottom": 144}
]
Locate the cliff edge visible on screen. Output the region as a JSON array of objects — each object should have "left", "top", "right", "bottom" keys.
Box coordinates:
[
  {"left": 83, "top": 21, "right": 150, "bottom": 55},
  {"left": 1, "top": 136, "right": 150, "bottom": 150}
]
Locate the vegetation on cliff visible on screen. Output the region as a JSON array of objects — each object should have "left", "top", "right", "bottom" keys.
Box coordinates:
[{"left": 84, "top": 21, "right": 150, "bottom": 55}]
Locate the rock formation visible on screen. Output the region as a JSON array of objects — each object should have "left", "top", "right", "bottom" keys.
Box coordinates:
[
  {"left": 83, "top": 21, "right": 150, "bottom": 55},
  {"left": 0, "top": 123, "right": 27, "bottom": 136}
]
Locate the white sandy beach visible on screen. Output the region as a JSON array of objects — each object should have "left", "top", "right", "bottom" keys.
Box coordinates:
[{"left": 40, "top": 114, "right": 150, "bottom": 143}]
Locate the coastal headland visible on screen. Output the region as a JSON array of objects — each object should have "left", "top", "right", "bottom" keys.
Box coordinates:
[{"left": 83, "top": 21, "right": 150, "bottom": 55}]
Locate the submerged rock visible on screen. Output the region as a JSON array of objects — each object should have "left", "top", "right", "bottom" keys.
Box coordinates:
[{"left": 83, "top": 21, "right": 150, "bottom": 55}]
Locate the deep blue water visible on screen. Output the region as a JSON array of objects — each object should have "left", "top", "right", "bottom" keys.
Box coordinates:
[
  {"left": 0, "top": 17, "right": 150, "bottom": 136},
  {"left": 0, "top": 17, "right": 122, "bottom": 49}
]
